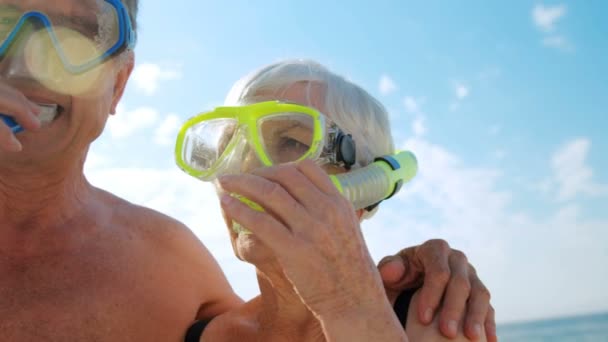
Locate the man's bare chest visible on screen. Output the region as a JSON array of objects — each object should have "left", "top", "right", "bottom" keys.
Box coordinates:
[{"left": 0, "top": 251, "right": 193, "bottom": 341}]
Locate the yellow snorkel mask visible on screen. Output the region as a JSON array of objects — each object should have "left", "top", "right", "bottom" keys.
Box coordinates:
[{"left": 175, "top": 100, "right": 357, "bottom": 181}]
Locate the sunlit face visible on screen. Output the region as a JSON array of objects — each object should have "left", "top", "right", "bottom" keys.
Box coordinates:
[
  {"left": 0, "top": 0, "right": 131, "bottom": 163},
  {"left": 220, "top": 82, "right": 351, "bottom": 265}
]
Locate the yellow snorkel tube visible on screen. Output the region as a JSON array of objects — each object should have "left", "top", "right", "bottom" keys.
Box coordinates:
[{"left": 330, "top": 150, "right": 418, "bottom": 211}]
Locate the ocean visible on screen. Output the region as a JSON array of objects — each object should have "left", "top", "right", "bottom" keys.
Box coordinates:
[{"left": 498, "top": 312, "right": 608, "bottom": 341}]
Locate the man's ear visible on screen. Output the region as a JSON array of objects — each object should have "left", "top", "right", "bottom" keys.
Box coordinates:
[{"left": 110, "top": 51, "right": 135, "bottom": 115}]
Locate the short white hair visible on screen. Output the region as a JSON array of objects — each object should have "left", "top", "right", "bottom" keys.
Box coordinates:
[
  {"left": 225, "top": 59, "right": 395, "bottom": 167},
  {"left": 225, "top": 59, "right": 395, "bottom": 218}
]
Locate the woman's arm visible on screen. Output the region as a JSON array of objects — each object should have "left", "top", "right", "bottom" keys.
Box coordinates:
[
  {"left": 317, "top": 302, "right": 409, "bottom": 342},
  {"left": 218, "top": 160, "right": 410, "bottom": 341}
]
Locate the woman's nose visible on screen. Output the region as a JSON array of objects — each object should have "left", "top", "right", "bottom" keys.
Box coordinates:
[{"left": 240, "top": 145, "right": 264, "bottom": 173}]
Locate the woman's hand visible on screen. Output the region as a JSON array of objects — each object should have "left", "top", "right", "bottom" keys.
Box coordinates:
[{"left": 218, "top": 159, "right": 407, "bottom": 341}]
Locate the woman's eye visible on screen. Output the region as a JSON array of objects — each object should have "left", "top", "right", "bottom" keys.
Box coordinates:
[{"left": 280, "top": 137, "right": 310, "bottom": 151}]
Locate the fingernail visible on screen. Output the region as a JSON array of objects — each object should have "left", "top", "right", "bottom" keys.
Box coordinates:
[
  {"left": 378, "top": 255, "right": 398, "bottom": 267},
  {"left": 9, "top": 135, "right": 22, "bottom": 152},
  {"left": 447, "top": 320, "right": 458, "bottom": 336},
  {"left": 218, "top": 175, "right": 232, "bottom": 185},
  {"left": 473, "top": 323, "right": 482, "bottom": 337},
  {"left": 423, "top": 308, "right": 433, "bottom": 323},
  {"left": 220, "top": 194, "right": 234, "bottom": 206}
]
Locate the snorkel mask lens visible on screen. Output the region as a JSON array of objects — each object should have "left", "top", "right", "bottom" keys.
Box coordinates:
[
  {"left": 180, "top": 118, "right": 239, "bottom": 176},
  {"left": 258, "top": 112, "right": 316, "bottom": 164}
]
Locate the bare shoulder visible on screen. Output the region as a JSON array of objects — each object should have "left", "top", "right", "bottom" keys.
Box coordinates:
[
  {"left": 97, "top": 187, "right": 198, "bottom": 248},
  {"left": 95, "top": 188, "right": 243, "bottom": 318},
  {"left": 406, "top": 290, "right": 487, "bottom": 342}
]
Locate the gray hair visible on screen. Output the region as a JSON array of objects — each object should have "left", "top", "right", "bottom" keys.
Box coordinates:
[{"left": 224, "top": 59, "right": 395, "bottom": 169}]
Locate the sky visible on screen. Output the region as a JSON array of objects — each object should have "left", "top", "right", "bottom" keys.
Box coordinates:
[{"left": 83, "top": 0, "right": 608, "bottom": 324}]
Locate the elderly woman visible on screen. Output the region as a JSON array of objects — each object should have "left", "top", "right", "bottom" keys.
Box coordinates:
[{"left": 176, "top": 59, "right": 492, "bottom": 341}]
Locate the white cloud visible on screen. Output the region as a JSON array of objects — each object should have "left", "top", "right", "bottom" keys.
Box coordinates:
[
  {"left": 106, "top": 104, "right": 160, "bottom": 139},
  {"left": 533, "top": 4, "right": 567, "bottom": 32},
  {"left": 85, "top": 151, "right": 109, "bottom": 169},
  {"left": 548, "top": 138, "right": 608, "bottom": 201},
  {"left": 412, "top": 116, "right": 427, "bottom": 137},
  {"left": 449, "top": 82, "right": 470, "bottom": 111},
  {"left": 403, "top": 96, "right": 427, "bottom": 136},
  {"left": 379, "top": 74, "right": 397, "bottom": 96},
  {"left": 455, "top": 83, "right": 469, "bottom": 99},
  {"left": 131, "top": 63, "right": 182, "bottom": 96},
  {"left": 154, "top": 114, "right": 182, "bottom": 146},
  {"left": 532, "top": 4, "right": 573, "bottom": 51},
  {"left": 404, "top": 96, "right": 427, "bottom": 116}
]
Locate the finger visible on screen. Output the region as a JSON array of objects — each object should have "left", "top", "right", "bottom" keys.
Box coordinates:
[
  {"left": 485, "top": 305, "right": 497, "bottom": 342},
  {"left": 219, "top": 193, "right": 295, "bottom": 253},
  {"left": 0, "top": 83, "right": 41, "bottom": 130},
  {"left": 378, "top": 255, "right": 406, "bottom": 286},
  {"left": 250, "top": 164, "right": 333, "bottom": 215},
  {"left": 296, "top": 159, "right": 341, "bottom": 196},
  {"left": 0, "top": 120, "right": 22, "bottom": 152},
  {"left": 464, "top": 271, "right": 491, "bottom": 341},
  {"left": 294, "top": 160, "right": 363, "bottom": 239},
  {"left": 386, "top": 247, "right": 425, "bottom": 289},
  {"left": 377, "top": 256, "right": 406, "bottom": 305},
  {"left": 218, "top": 173, "right": 310, "bottom": 230},
  {"left": 416, "top": 240, "right": 451, "bottom": 325},
  {"left": 438, "top": 250, "right": 471, "bottom": 339}
]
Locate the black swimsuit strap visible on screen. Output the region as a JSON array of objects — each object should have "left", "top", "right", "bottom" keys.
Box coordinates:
[
  {"left": 184, "top": 319, "right": 213, "bottom": 342},
  {"left": 393, "top": 287, "right": 419, "bottom": 327}
]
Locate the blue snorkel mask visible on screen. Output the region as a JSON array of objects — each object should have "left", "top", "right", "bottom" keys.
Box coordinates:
[{"left": 0, "top": 0, "right": 136, "bottom": 132}]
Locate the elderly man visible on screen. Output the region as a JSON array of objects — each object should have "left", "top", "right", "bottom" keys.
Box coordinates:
[{"left": 0, "top": 1, "right": 495, "bottom": 341}]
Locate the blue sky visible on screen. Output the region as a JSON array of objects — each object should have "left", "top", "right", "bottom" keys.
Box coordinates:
[{"left": 84, "top": 1, "right": 608, "bottom": 324}]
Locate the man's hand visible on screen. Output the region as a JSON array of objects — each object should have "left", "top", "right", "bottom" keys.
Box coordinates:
[
  {"left": 378, "top": 239, "right": 496, "bottom": 342},
  {"left": 0, "top": 80, "right": 42, "bottom": 152}
]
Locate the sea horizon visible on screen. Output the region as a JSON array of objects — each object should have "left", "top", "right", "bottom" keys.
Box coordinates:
[{"left": 498, "top": 311, "right": 608, "bottom": 341}]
